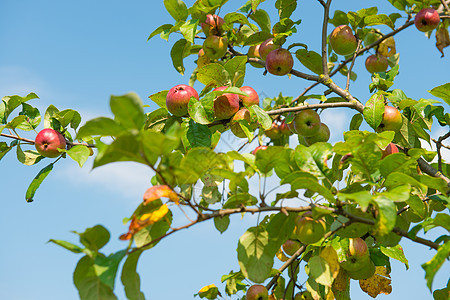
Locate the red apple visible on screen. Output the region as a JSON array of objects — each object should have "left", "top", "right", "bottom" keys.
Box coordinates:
[
  {"left": 304, "top": 123, "right": 330, "bottom": 145},
  {"left": 414, "top": 8, "right": 440, "bottom": 32},
  {"left": 293, "top": 110, "right": 321, "bottom": 137},
  {"left": 330, "top": 25, "right": 357, "bottom": 56},
  {"left": 247, "top": 44, "right": 264, "bottom": 68},
  {"left": 376, "top": 106, "right": 403, "bottom": 133},
  {"left": 279, "top": 120, "right": 293, "bottom": 136},
  {"left": 247, "top": 285, "right": 269, "bottom": 300},
  {"left": 203, "top": 35, "right": 228, "bottom": 60},
  {"left": 239, "top": 86, "right": 259, "bottom": 107},
  {"left": 348, "top": 238, "right": 369, "bottom": 258},
  {"left": 282, "top": 239, "right": 301, "bottom": 256},
  {"left": 382, "top": 142, "right": 399, "bottom": 158},
  {"left": 35, "top": 128, "right": 66, "bottom": 158},
  {"left": 265, "top": 48, "right": 294, "bottom": 76},
  {"left": 259, "top": 38, "right": 281, "bottom": 60},
  {"left": 365, "top": 54, "right": 388, "bottom": 74},
  {"left": 166, "top": 84, "right": 199, "bottom": 117},
  {"left": 252, "top": 145, "right": 268, "bottom": 155},
  {"left": 201, "top": 14, "right": 224, "bottom": 37},
  {"left": 213, "top": 86, "right": 240, "bottom": 120},
  {"left": 230, "top": 108, "right": 251, "bottom": 138},
  {"left": 197, "top": 48, "right": 210, "bottom": 68}
]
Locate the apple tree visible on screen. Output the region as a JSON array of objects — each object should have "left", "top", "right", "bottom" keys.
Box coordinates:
[{"left": 1, "top": 0, "right": 450, "bottom": 299}]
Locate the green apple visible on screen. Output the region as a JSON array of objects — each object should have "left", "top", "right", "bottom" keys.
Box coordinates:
[
  {"left": 35, "top": 128, "right": 66, "bottom": 158},
  {"left": 294, "top": 212, "right": 326, "bottom": 245},
  {"left": 197, "top": 48, "right": 211, "bottom": 68},
  {"left": 239, "top": 86, "right": 260, "bottom": 107},
  {"left": 248, "top": 44, "right": 264, "bottom": 68},
  {"left": 282, "top": 239, "right": 301, "bottom": 256},
  {"left": 365, "top": 54, "right": 388, "bottom": 74},
  {"left": 230, "top": 108, "right": 251, "bottom": 138},
  {"left": 259, "top": 38, "right": 281, "bottom": 60},
  {"left": 376, "top": 106, "right": 402, "bottom": 132},
  {"left": 203, "top": 35, "right": 228, "bottom": 60},
  {"left": 304, "top": 123, "right": 330, "bottom": 145},
  {"left": 330, "top": 25, "right": 357, "bottom": 56},
  {"left": 345, "top": 260, "right": 376, "bottom": 280},
  {"left": 166, "top": 84, "right": 199, "bottom": 116},
  {"left": 246, "top": 284, "right": 269, "bottom": 300},
  {"left": 213, "top": 86, "right": 240, "bottom": 120},
  {"left": 414, "top": 8, "right": 440, "bottom": 32},
  {"left": 293, "top": 110, "right": 321, "bottom": 137},
  {"left": 265, "top": 48, "right": 294, "bottom": 76}
]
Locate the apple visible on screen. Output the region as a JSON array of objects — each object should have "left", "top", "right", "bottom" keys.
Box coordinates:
[
  {"left": 213, "top": 86, "right": 240, "bottom": 120},
  {"left": 282, "top": 239, "right": 301, "bottom": 256},
  {"left": 286, "top": 119, "right": 297, "bottom": 134},
  {"left": 414, "top": 8, "right": 440, "bottom": 32},
  {"left": 259, "top": 38, "right": 281, "bottom": 60},
  {"left": 197, "top": 48, "right": 211, "bottom": 68},
  {"left": 348, "top": 238, "right": 369, "bottom": 258},
  {"left": 265, "top": 48, "right": 294, "bottom": 76},
  {"left": 246, "top": 285, "right": 268, "bottom": 300},
  {"left": 365, "top": 54, "right": 388, "bottom": 74},
  {"left": 201, "top": 14, "right": 224, "bottom": 37},
  {"left": 248, "top": 44, "right": 264, "bottom": 68},
  {"left": 35, "top": 128, "right": 66, "bottom": 158},
  {"left": 166, "top": 84, "right": 199, "bottom": 117},
  {"left": 294, "top": 212, "right": 326, "bottom": 245},
  {"left": 304, "top": 123, "right": 330, "bottom": 145},
  {"left": 293, "top": 110, "right": 321, "bottom": 137},
  {"left": 279, "top": 120, "right": 293, "bottom": 136},
  {"left": 340, "top": 238, "right": 371, "bottom": 272},
  {"left": 203, "top": 35, "right": 228, "bottom": 60},
  {"left": 265, "top": 122, "right": 282, "bottom": 140},
  {"left": 330, "top": 25, "right": 357, "bottom": 56},
  {"left": 382, "top": 143, "right": 399, "bottom": 158},
  {"left": 230, "top": 108, "right": 251, "bottom": 138},
  {"left": 239, "top": 86, "right": 260, "bottom": 107},
  {"left": 252, "top": 145, "right": 268, "bottom": 155},
  {"left": 345, "top": 260, "right": 376, "bottom": 280},
  {"left": 376, "top": 106, "right": 403, "bottom": 133}
]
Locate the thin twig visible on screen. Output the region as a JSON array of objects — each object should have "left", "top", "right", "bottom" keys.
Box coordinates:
[
  {"left": 267, "top": 101, "right": 363, "bottom": 115},
  {"left": 321, "top": 0, "right": 332, "bottom": 77},
  {"left": 345, "top": 39, "right": 362, "bottom": 91}
]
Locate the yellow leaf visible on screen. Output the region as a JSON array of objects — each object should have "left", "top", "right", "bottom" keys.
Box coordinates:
[
  {"left": 143, "top": 185, "right": 179, "bottom": 205},
  {"left": 378, "top": 37, "right": 396, "bottom": 57},
  {"left": 436, "top": 27, "right": 450, "bottom": 57},
  {"left": 320, "top": 246, "right": 340, "bottom": 280},
  {"left": 198, "top": 284, "right": 217, "bottom": 293},
  {"left": 276, "top": 248, "right": 289, "bottom": 262},
  {"left": 140, "top": 204, "right": 169, "bottom": 224},
  {"left": 359, "top": 266, "right": 392, "bottom": 298}
]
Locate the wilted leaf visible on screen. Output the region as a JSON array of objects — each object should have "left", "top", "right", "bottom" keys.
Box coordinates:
[
  {"left": 359, "top": 266, "right": 392, "bottom": 298},
  {"left": 143, "top": 185, "right": 179, "bottom": 205},
  {"left": 436, "top": 26, "right": 450, "bottom": 57}
]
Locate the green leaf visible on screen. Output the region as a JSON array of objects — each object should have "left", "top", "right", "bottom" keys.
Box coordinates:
[
  {"left": 1, "top": 92, "right": 39, "bottom": 123},
  {"left": 266, "top": 212, "right": 296, "bottom": 248},
  {"left": 93, "top": 134, "right": 144, "bottom": 168},
  {"left": 251, "top": 0, "right": 263, "bottom": 11},
  {"left": 74, "top": 256, "right": 118, "bottom": 300},
  {"left": 77, "top": 117, "right": 126, "bottom": 139},
  {"left": 197, "top": 63, "right": 229, "bottom": 86},
  {"left": 223, "top": 193, "right": 257, "bottom": 208},
  {"left": 26, "top": 163, "right": 53, "bottom": 202},
  {"left": 6, "top": 115, "right": 27, "bottom": 129},
  {"left": 55, "top": 109, "right": 82, "bottom": 129},
  {"left": 121, "top": 250, "right": 146, "bottom": 300},
  {"left": 147, "top": 24, "right": 173, "bottom": 41},
  {"left": 364, "top": 14, "right": 394, "bottom": 29},
  {"left": 275, "top": 0, "right": 297, "bottom": 19},
  {"left": 75, "top": 225, "right": 110, "bottom": 252},
  {"left": 295, "top": 49, "right": 323, "bottom": 75},
  {"left": 148, "top": 90, "right": 168, "bottom": 109},
  {"left": 380, "top": 245, "right": 409, "bottom": 269},
  {"left": 170, "top": 38, "right": 191, "bottom": 75},
  {"left": 363, "top": 93, "right": 385, "bottom": 130},
  {"left": 48, "top": 239, "right": 84, "bottom": 254},
  {"left": 44, "top": 105, "right": 60, "bottom": 129},
  {"left": 237, "top": 226, "right": 275, "bottom": 283},
  {"left": 0, "top": 142, "right": 13, "bottom": 161},
  {"left": 249, "top": 9, "right": 271, "bottom": 32},
  {"left": 328, "top": 10, "right": 348, "bottom": 26},
  {"left": 282, "top": 171, "right": 335, "bottom": 202},
  {"left": 94, "top": 250, "right": 127, "bottom": 290},
  {"left": 164, "top": 0, "right": 188, "bottom": 22},
  {"left": 16, "top": 144, "right": 44, "bottom": 166},
  {"left": 182, "top": 119, "right": 212, "bottom": 150},
  {"left": 244, "top": 31, "right": 273, "bottom": 46},
  {"left": 349, "top": 113, "right": 363, "bottom": 130},
  {"left": 422, "top": 242, "right": 450, "bottom": 290},
  {"left": 66, "top": 145, "right": 90, "bottom": 167},
  {"left": 202, "top": 185, "right": 221, "bottom": 204},
  {"left": 188, "top": 96, "right": 214, "bottom": 124},
  {"left": 224, "top": 12, "right": 251, "bottom": 27},
  {"left": 177, "top": 148, "right": 219, "bottom": 184},
  {"left": 372, "top": 196, "right": 397, "bottom": 236},
  {"left": 134, "top": 215, "right": 172, "bottom": 249},
  {"left": 224, "top": 56, "right": 247, "bottom": 87},
  {"left": 214, "top": 215, "right": 230, "bottom": 233},
  {"left": 17, "top": 103, "right": 41, "bottom": 130},
  {"left": 248, "top": 105, "right": 271, "bottom": 129},
  {"left": 429, "top": 82, "right": 450, "bottom": 105},
  {"left": 180, "top": 19, "right": 199, "bottom": 43},
  {"left": 110, "top": 93, "right": 145, "bottom": 130},
  {"left": 306, "top": 255, "right": 333, "bottom": 287}
]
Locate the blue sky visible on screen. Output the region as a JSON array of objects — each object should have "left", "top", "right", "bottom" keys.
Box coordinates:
[{"left": 0, "top": 0, "right": 449, "bottom": 299}]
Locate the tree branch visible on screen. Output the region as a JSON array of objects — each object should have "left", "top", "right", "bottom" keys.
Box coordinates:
[
  {"left": 321, "top": 0, "right": 332, "bottom": 77},
  {"left": 267, "top": 101, "right": 363, "bottom": 116}
]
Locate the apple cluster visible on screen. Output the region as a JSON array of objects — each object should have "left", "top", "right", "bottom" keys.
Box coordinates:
[
  {"left": 247, "top": 37, "right": 294, "bottom": 76},
  {"left": 293, "top": 109, "right": 330, "bottom": 146}
]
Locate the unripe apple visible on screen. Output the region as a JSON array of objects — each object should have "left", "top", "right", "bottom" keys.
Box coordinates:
[
  {"left": 286, "top": 119, "right": 297, "bottom": 134},
  {"left": 239, "top": 86, "right": 260, "bottom": 107},
  {"left": 265, "top": 48, "right": 294, "bottom": 76},
  {"left": 330, "top": 25, "right": 357, "bottom": 56},
  {"left": 248, "top": 44, "right": 264, "bottom": 68},
  {"left": 345, "top": 260, "right": 376, "bottom": 280},
  {"left": 382, "top": 142, "right": 399, "bottom": 158},
  {"left": 213, "top": 86, "right": 240, "bottom": 120},
  {"left": 304, "top": 123, "right": 330, "bottom": 145},
  {"left": 166, "top": 84, "right": 199, "bottom": 117},
  {"left": 414, "top": 8, "right": 440, "bottom": 32},
  {"left": 376, "top": 106, "right": 403, "bottom": 133},
  {"left": 348, "top": 238, "right": 368, "bottom": 258},
  {"left": 252, "top": 145, "right": 267, "bottom": 155},
  {"left": 259, "top": 38, "right": 281, "bottom": 60},
  {"left": 35, "top": 128, "right": 66, "bottom": 158},
  {"left": 203, "top": 35, "right": 228, "bottom": 60},
  {"left": 201, "top": 14, "right": 224, "bottom": 37},
  {"left": 293, "top": 110, "right": 321, "bottom": 137},
  {"left": 230, "top": 108, "right": 251, "bottom": 138},
  {"left": 246, "top": 284, "right": 269, "bottom": 300},
  {"left": 197, "top": 48, "right": 211, "bottom": 68},
  {"left": 282, "top": 239, "right": 301, "bottom": 256},
  {"left": 365, "top": 54, "right": 388, "bottom": 74},
  {"left": 279, "top": 120, "right": 293, "bottom": 136},
  {"left": 294, "top": 212, "right": 326, "bottom": 245}
]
